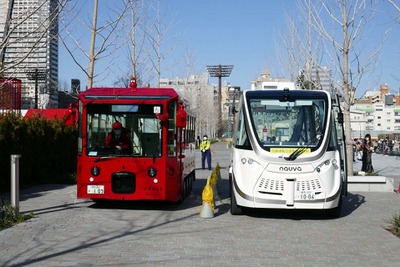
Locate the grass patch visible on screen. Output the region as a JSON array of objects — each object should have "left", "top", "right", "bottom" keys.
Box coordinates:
[
  {"left": 385, "top": 213, "right": 400, "bottom": 238},
  {"left": 353, "top": 172, "right": 379, "bottom": 176},
  {"left": 0, "top": 199, "right": 35, "bottom": 231}
]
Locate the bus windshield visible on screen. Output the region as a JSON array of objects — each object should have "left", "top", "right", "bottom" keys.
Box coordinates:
[
  {"left": 85, "top": 103, "right": 162, "bottom": 157},
  {"left": 247, "top": 96, "right": 327, "bottom": 151}
]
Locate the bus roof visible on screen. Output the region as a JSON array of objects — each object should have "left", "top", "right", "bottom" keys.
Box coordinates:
[{"left": 79, "top": 87, "right": 179, "bottom": 101}]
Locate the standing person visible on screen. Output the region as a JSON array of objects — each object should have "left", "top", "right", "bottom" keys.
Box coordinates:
[
  {"left": 105, "top": 121, "right": 133, "bottom": 154},
  {"left": 199, "top": 134, "right": 212, "bottom": 170},
  {"left": 361, "top": 133, "right": 374, "bottom": 173}
]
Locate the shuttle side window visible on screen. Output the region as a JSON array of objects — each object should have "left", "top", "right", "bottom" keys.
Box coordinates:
[{"left": 234, "top": 104, "right": 251, "bottom": 149}]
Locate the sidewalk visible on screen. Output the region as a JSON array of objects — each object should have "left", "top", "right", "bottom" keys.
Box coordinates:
[
  {"left": 353, "top": 152, "right": 400, "bottom": 189},
  {"left": 1, "top": 141, "right": 400, "bottom": 266}
]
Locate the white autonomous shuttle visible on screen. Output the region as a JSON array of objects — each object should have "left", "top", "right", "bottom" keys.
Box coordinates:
[{"left": 229, "top": 88, "right": 347, "bottom": 217}]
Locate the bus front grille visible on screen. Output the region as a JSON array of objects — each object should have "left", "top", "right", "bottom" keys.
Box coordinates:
[
  {"left": 112, "top": 172, "right": 136, "bottom": 194},
  {"left": 258, "top": 177, "right": 322, "bottom": 194}
]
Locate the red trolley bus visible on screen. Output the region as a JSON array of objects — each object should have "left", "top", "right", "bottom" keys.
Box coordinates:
[{"left": 77, "top": 81, "right": 196, "bottom": 203}]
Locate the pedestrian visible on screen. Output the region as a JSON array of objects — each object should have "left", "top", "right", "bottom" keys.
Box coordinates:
[
  {"left": 361, "top": 133, "right": 374, "bottom": 173},
  {"left": 200, "top": 134, "right": 212, "bottom": 170}
]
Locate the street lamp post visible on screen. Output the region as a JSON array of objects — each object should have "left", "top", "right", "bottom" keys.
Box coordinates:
[
  {"left": 207, "top": 65, "right": 234, "bottom": 137},
  {"left": 25, "top": 68, "right": 47, "bottom": 108}
]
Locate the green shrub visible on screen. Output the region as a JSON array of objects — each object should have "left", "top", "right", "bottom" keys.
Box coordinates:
[
  {"left": 0, "top": 198, "right": 35, "bottom": 230},
  {"left": 0, "top": 113, "right": 77, "bottom": 193},
  {"left": 386, "top": 213, "right": 400, "bottom": 233}
]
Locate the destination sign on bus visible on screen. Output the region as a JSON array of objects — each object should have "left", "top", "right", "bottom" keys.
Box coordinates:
[
  {"left": 111, "top": 105, "right": 139, "bottom": 112},
  {"left": 270, "top": 148, "right": 311, "bottom": 154}
]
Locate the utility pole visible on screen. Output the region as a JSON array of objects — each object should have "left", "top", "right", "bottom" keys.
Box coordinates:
[{"left": 206, "top": 65, "right": 234, "bottom": 137}]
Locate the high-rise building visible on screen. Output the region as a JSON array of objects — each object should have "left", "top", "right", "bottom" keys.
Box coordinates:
[{"left": 0, "top": 0, "right": 59, "bottom": 108}]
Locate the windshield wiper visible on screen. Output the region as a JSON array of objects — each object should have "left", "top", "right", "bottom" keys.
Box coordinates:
[
  {"left": 284, "top": 146, "right": 307, "bottom": 161},
  {"left": 94, "top": 155, "right": 128, "bottom": 162},
  {"left": 284, "top": 134, "right": 322, "bottom": 161}
]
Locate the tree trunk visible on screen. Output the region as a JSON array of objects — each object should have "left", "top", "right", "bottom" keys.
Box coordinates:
[{"left": 88, "top": 0, "right": 99, "bottom": 89}]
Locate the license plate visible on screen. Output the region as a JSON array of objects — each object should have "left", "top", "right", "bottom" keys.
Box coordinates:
[
  {"left": 295, "top": 190, "right": 315, "bottom": 200},
  {"left": 87, "top": 185, "right": 104, "bottom": 194}
]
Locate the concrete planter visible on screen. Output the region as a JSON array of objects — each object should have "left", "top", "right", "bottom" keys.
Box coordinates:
[{"left": 347, "top": 175, "right": 394, "bottom": 192}]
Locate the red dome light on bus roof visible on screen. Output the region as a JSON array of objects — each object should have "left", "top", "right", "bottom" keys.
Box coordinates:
[{"left": 130, "top": 76, "right": 137, "bottom": 91}]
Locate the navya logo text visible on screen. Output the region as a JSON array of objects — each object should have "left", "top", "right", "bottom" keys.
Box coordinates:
[{"left": 279, "top": 166, "right": 302, "bottom": 172}]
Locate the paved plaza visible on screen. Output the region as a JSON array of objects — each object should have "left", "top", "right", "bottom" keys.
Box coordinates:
[{"left": 1, "top": 141, "right": 400, "bottom": 266}]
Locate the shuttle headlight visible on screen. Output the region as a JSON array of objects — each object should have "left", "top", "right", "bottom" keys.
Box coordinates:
[
  {"left": 91, "top": 166, "right": 100, "bottom": 176},
  {"left": 240, "top": 157, "right": 260, "bottom": 165}
]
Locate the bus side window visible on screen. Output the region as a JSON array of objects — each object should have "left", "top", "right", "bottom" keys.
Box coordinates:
[{"left": 167, "top": 101, "right": 177, "bottom": 156}]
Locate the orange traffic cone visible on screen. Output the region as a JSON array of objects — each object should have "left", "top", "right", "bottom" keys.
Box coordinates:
[{"left": 397, "top": 182, "right": 400, "bottom": 194}]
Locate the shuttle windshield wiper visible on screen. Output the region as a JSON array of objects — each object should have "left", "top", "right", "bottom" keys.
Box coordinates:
[
  {"left": 284, "top": 146, "right": 308, "bottom": 161},
  {"left": 284, "top": 134, "right": 322, "bottom": 161}
]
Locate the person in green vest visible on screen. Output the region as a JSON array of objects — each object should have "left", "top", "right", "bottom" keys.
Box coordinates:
[{"left": 199, "top": 134, "right": 212, "bottom": 170}]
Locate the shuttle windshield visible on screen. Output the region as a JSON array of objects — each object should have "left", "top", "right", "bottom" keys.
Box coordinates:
[{"left": 245, "top": 91, "right": 328, "bottom": 152}]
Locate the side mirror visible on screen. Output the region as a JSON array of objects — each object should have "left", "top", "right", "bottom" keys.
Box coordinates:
[{"left": 176, "top": 102, "right": 187, "bottom": 128}]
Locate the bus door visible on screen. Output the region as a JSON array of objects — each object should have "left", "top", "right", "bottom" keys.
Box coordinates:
[
  {"left": 333, "top": 95, "right": 348, "bottom": 196},
  {"left": 166, "top": 101, "right": 181, "bottom": 198}
]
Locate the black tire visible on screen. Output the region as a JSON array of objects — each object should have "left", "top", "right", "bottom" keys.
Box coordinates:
[
  {"left": 189, "top": 173, "right": 193, "bottom": 193},
  {"left": 325, "top": 196, "right": 342, "bottom": 218},
  {"left": 230, "top": 180, "right": 243, "bottom": 215},
  {"left": 183, "top": 176, "right": 190, "bottom": 198}
]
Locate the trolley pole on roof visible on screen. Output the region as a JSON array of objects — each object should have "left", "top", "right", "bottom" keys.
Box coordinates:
[{"left": 206, "top": 65, "right": 234, "bottom": 137}]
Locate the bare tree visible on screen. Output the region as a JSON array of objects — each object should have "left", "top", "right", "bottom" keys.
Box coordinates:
[
  {"left": 145, "top": 1, "right": 179, "bottom": 87},
  {"left": 278, "top": 1, "right": 325, "bottom": 88},
  {"left": 388, "top": 0, "right": 400, "bottom": 13},
  {"left": 114, "top": 0, "right": 154, "bottom": 87},
  {"left": 302, "top": 0, "right": 386, "bottom": 176},
  {"left": 59, "top": 0, "right": 130, "bottom": 88}
]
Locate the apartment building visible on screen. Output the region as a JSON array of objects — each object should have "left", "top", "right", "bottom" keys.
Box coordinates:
[{"left": 351, "top": 84, "right": 400, "bottom": 139}]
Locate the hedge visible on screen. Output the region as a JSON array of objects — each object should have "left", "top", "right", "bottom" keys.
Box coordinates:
[{"left": 0, "top": 113, "right": 77, "bottom": 193}]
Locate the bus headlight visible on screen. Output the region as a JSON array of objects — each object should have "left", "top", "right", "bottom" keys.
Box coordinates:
[
  {"left": 91, "top": 166, "right": 100, "bottom": 176},
  {"left": 148, "top": 167, "right": 157, "bottom": 177}
]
